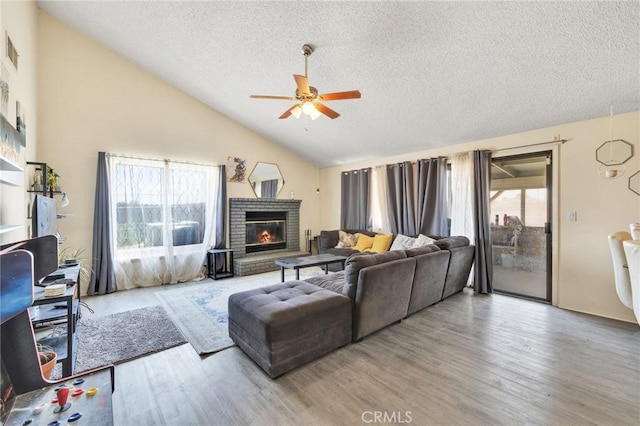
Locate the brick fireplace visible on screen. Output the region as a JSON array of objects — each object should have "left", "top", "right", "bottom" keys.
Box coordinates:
[{"left": 229, "top": 198, "right": 305, "bottom": 276}]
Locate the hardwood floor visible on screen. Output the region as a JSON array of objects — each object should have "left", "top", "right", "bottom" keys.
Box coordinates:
[{"left": 82, "top": 284, "right": 640, "bottom": 425}]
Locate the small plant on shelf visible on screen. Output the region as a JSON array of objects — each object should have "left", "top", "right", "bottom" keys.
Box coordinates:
[
  {"left": 37, "top": 344, "right": 57, "bottom": 380},
  {"left": 58, "top": 247, "right": 92, "bottom": 285},
  {"left": 47, "top": 168, "right": 60, "bottom": 192}
]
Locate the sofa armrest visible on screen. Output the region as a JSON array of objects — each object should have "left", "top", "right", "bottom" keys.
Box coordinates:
[
  {"left": 352, "top": 257, "right": 416, "bottom": 341},
  {"left": 318, "top": 230, "right": 339, "bottom": 253}
]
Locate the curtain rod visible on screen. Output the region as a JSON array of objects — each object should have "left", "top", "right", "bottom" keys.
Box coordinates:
[
  {"left": 493, "top": 139, "right": 568, "bottom": 152},
  {"left": 340, "top": 139, "right": 567, "bottom": 175},
  {"left": 106, "top": 152, "right": 220, "bottom": 168}
]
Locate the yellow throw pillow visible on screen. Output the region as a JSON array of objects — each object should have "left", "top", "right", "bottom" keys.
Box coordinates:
[
  {"left": 370, "top": 233, "right": 394, "bottom": 253},
  {"left": 354, "top": 233, "right": 375, "bottom": 251}
]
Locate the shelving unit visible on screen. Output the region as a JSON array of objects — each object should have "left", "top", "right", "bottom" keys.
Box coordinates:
[
  {"left": 28, "top": 265, "right": 81, "bottom": 377},
  {"left": 26, "top": 161, "right": 54, "bottom": 197}
]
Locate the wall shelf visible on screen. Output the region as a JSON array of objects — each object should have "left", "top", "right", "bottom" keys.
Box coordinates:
[
  {"left": 0, "top": 224, "right": 24, "bottom": 234},
  {"left": 0, "top": 155, "right": 22, "bottom": 172},
  {"left": 0, "top": 155, "right": 24, "bottom": 186}
]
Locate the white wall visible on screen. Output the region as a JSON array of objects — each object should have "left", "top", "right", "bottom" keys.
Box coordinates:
[
  {"left": 36, "top": 11, "right": 320, "bottom": 293},
  {"left": 319, "top": 112, "right": 640, "bottom": 323},
  {"left": 0, "top": 0, "right": 38, "bottom": 245}
]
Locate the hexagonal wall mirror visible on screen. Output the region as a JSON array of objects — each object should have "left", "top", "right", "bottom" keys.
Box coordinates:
[
  {"left": 248, "top": 162, "right": 285, "bottom": 198},
  {"left": 596, "top": 139, "right": 633, "bottom": 166},
  {"left": 629, "top": 170, "right": 640, "bottom": 196}
]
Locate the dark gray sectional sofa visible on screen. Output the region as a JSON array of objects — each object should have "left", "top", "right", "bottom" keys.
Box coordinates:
[
  {"left": 306, "top": 236, "right": 474, "bottom": 340},
  {"left": 228, "top": 235, "right": 474, "bottom": 378}
]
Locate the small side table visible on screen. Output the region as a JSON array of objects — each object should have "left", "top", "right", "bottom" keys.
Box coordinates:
[
  {"left": 310, "top": 236, "right": 319, "bottom": 255},
  {"left": 207, "top": 248, "right": 234, "bottom": 280}
]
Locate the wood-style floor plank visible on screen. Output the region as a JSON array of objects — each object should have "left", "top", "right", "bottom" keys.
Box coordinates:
[{"left": 81, "top": 285, "right": 640, "bottom": 425}]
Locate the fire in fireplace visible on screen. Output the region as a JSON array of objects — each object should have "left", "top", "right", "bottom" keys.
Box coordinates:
[{"left": 245, "top": 211, "right": 287, "bottom": 253}]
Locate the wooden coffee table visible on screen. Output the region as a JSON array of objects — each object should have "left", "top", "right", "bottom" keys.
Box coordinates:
[{"left": 275, "top": 253, "right": 348, "bottom": 282}]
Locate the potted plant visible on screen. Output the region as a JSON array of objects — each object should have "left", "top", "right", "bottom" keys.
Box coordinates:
[
  {"left": 58, "top": 247, "right": 92, "bottom": 284},
  {"left": 47, "top": 168, "right": 60, "bottom": 192},
  {"left": 38, "top": 344, "right": 57, "bottom": 380}
]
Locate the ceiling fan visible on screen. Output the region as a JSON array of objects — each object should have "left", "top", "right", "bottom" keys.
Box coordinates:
[{"left": 250, "top": 44, "right": 361, "bottom": 120}]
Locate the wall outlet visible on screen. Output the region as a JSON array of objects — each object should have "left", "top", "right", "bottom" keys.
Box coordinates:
[{"left": 568, "top": 211, "right": 577, "bottom": 222}]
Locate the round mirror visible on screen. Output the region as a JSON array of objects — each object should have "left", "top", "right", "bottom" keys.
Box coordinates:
[{"left": 248, "top": 162, "right": 285, "bottom": 198}]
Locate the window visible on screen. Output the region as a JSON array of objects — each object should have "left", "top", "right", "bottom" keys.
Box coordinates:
[
  {"left": 108, "top": 154, "right": 220, "bottom": 288},
  {"left": 113, "top": 160, "right": 207, "bottom": 251}
]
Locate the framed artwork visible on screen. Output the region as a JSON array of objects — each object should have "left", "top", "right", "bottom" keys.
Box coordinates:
[{"left": 227, "top": 156, "right": 247, "bottom": 183}]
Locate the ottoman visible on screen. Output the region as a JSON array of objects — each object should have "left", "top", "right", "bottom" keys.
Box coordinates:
[{"left": 228, "top": 280, "right": 352, "bottom": 378}]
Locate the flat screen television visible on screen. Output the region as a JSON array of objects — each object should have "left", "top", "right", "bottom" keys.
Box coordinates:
[{"left": 31, "top": 195, "right": 57, "bottom": 239}]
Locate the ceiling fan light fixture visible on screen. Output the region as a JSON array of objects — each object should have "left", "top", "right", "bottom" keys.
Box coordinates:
[
  {"left": 291, "top": 105, "right": 302, "bottom": 119},
  {"left": 301, "top": 101, "right": 315, "bottom": 115},
  {"left": 309, "top": 105, "right": 321, "bottom": 120}
]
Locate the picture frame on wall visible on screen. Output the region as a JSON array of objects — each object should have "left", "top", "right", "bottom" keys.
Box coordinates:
[{"left": 227, "top": 156, "right": 247, "bottom": 183}]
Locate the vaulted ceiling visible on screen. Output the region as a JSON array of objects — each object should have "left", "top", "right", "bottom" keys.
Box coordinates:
[{"left": 37, "top": 1, "right": 640, "bottom": 168}]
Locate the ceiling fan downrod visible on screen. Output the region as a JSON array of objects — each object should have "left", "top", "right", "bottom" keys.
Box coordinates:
[{"left": 302, "top": 44, "right": 313, "bottom": 79}]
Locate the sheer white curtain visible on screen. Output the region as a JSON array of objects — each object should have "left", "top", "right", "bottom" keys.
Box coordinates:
[
  {"left": 451, "top": 152, "right": 475, "bottom": 285},
  {"left": 108, "top": 155, "right": 220, "bottom": 289},
  {"left": 450, "top": 152, "right": 474, "bottom": 239},
  {"left": 370, "top": 165, "right": 391, "bottom": 233}
]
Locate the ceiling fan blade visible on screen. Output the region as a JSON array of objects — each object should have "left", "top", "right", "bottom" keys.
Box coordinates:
[
  {"left": 319, "top": 90, "right": 362, "bottom": 101},
  {"left": 293, "top": 74, "right": 310, "bottom": 95},
  {"left": 315, "top": 103, "right": 340, "bottom": 119},
  {"left": 278, "top": 104, "right": 299, "bottom": 119},
  {"left": 250, "top": 95, "right": 295, "bottom": 100}
]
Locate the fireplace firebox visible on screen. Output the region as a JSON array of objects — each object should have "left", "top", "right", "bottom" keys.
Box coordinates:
[{"left": 245, "top": 211, "right": 287, "bottom": 253}]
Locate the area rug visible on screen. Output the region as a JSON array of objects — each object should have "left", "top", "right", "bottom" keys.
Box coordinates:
[
  {"left": 51, "top": 305, "right": 186, "bottom": 379},
  {"left": 156, "top": 267, "right": 328, "bottom": 355}
]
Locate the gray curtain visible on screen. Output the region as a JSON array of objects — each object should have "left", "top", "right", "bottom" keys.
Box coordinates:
[
  {"left": 386, "top": 161, "right": 416, "bottom": 235},
  {"left": 340, "top": 168, "right": 370, "bottom": 230},
  {"left": 213, "top": 166, "right": 227, "bottom": 271},
  {"left": 261, "top": 179, "right": 278, "bottom": 198},
  {"left": 473, "top": 150, "right": 493, "bottom": 294},
  {"left": 88, "top": 152, "right": 117, "bottom": 295},
  {"left": 416, "top": 157, "right": 448, "bottom": 236}
]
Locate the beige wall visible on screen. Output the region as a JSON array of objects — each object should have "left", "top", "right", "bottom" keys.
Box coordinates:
[
  {"left": 0, "top": 0, "right": 38, "bottom": 245},
  {"left": 6, "top": 5, "right": 638, "bottom": 323},
  {"left": 37, "top": 11, "right": 320, "bottom": 294},
  {"left": 319, "top": 112, "right": 640, "bottom": 323}
]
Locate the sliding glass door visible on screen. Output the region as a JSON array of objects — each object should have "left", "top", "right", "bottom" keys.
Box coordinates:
[{"left": 490, "top": 152, "right": 552, "bottom": 301}]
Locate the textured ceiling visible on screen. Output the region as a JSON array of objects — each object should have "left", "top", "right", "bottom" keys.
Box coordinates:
[{"left": 37, "top": 1, "right": 640, "bottom": 168}]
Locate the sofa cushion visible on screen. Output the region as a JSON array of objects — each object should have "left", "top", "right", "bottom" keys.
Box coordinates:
[
  {"left": 434, "top": 236, "right": 470, "bottom": 250},
  {"left": 343, "top": 250, "right": 407, "bottom": 300},
  {"left": 368, "top": 233, "right": 393, "bottom": 253},
  {"left": 305, "top": 272, "right": 345, "bottom": 294},
  {"left": 413, "top": 234, "right": 437, "bottom": 248},
  {"left": 337, "top": 230, "right": 359, "bottom": 248},
  {"left": 407, "top": 249, "right": 450, "bottom": 315},
  {"left": 390, "top": 233, "right": 416, "bottom": 251},
  {"left": 404, "top": 243, "right": 441, "bottom": 257},
  {"left": 354, "top": 233, "right": 375, "bottom": 251}
]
